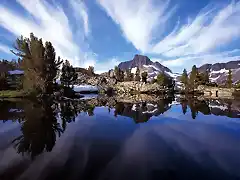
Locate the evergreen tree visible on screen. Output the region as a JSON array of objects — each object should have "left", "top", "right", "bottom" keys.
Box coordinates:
[
  {"left": 119, "top": 69, "right": 124, "bottom": 82},
  {"left": 226, "top": 69, "right": 233, "bottom": 88},
  {"left": 44, "top": 42, "right": 62, "bottom": 93},
  {"left": 135, "top": 67, "right": 141, "bottom": 81},
  {"left": 141, "top": 72, "right": 148, "bottom": 83},
  {"left": 114, "top": 66, "right": 120, "bottom": 81},
  {"left": 88, "top": 66, "right": 94, "bottom": 76},
  {"left": 0, "top": 72, "right": 8, "bottom": 90},
  {"left": 60, "top": 60, "right": 78, "bottom": 87},
  {"left": 125, "top": 69, "right": 133, "bottom": 81},
  {"left": 189, "top": 65, "right": 198, "bottom": 90},
  {"left": 11, "top": 33, "right": 62, "bottom": 94},
  {"left": 180, "top": 69, "right": 188, "bottom": 90},
  {"left": 203, "top": 71, "right": 210, "bottom": 85},
  {"left": 157, "top": 73, "right": 166, "bottom": 87}
]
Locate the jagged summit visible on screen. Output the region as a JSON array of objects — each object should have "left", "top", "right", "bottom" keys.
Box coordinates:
[{"left": 118, "top": 54, "right": 171, "bottom": 73}]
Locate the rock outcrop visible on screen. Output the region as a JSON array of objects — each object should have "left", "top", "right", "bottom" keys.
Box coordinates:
[
  {"left": 114, "top": 81, "right": 172, "bottom": 94},
  {"left": 197, "top": 85, "right": 235, "bottom": 97},
  {"left": 76, "top": 72, "right": 117, "bottom": 92}
]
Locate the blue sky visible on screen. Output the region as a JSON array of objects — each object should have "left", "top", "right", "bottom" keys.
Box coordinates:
[{"left": 0, "top": 0, "right": 240, "bottom": 73}]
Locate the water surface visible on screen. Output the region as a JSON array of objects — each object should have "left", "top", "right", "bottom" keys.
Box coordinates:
[{"left": 0, "top": 96, "right": 240, "bottom": 180}]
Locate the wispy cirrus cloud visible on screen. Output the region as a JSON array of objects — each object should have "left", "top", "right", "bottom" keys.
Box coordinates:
[
  {"left": 70, "top": 0, "right": 90, "bottom": 38},
  {"left": 97, "top": 0, "right": 240, "bottom": 71},
  {"left": 0, "top": 0, "right": 91, "bottom": 67},
  {"left": 0, "top": 43, "right": 11, "bottom": 54},
  {"left": 96, "top": 0, "right": 176, "bottom": 53},
  {"left": 153, "top": 1, "right": 240, "bottom": 57}
]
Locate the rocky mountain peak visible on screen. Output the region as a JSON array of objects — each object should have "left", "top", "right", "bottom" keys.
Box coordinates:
[{"left": 118, "top": 54, "right": 171, "bottom": 73}]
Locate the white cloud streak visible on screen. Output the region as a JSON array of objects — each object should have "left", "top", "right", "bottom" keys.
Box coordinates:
[
  {"left": 0, "top": 0, "right": 91, "bottom": 67},
  {"left": 70, "top": 0, "right": 90, "bottom": 37},
  {"left": 97, "top": 0, "right": 240, "bottom": 71},
  {"left": 153, "top": 1, "right": 240, "bottom": 57},
  {"left": 96, "top": 0, "right": 176, "bottom": 53},
  {"left": 0, "top": 43, "right": 11, "bottom": 54},
  {"left": 85, "top": 57, "right": 121, "bottom": 74}
]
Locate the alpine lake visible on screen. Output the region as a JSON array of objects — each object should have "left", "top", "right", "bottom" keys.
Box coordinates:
[{"left": 0, "top": 94, "right": 240, "bottom": 180}]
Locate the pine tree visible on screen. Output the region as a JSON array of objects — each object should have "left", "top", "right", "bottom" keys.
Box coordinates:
[
  {"left": 44, "top": 42, "right": 62, "bottom": 94},
  {"left": 125, "top": 69, "right": 133, "bottom": 81},
  {"left": 88, "top": 66, "right": 94, "bottom": 76},
  {"left": 135, "top": 67, "right": 141, "bottom": 81},
  {"left": 180, "top": 69, "right": 188, "bottom": 90},
  {"left": 0, "top": 72, "right": 8, "bottom": 90},
  {"left": 119, "top": 69, "right": 124, "bottom": 82},
  {"left": 11, "top": 33, "right": 45, "bottom": 93},
  {"left": 11, "top": 33, "right": 62, "bottom": 94},
  {"left": 203, "top": 71, "right": 210, "bottom": 85},
  {"left": 141, "top": 72, "right": 148, "bottom": 83},
  {"left": 60, "top": 60, "right": 78, "bottom": 88},
  {"left": 226, "top": 69, "right": 233, "bottom": 88},
  {"left": 114, "top": 66, "right": 119, "bottom": 81},
  {"left": 157, "top": 73, "right": 166, "bottom": 87},
  {"left": 189, "top": 65, "right": 198, "bottom": 90}
]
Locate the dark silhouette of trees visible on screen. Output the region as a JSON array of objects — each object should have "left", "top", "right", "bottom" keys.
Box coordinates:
[
  {"left": 180, "top": 99, "right": 188, "bottom": 114},
  {"left": 12, "top": 99, "right": 63, "bottom": 159},
  {"left": 60, "top": 60, "right": 78, "bottom": 88},
  {"left": 135, "top": 67, "right": 141, "bottom": 81},
  {"left": 0, "top": 72, "right": 8, "bottom": 90},
  {"left": 88, "top": 66, "right": 94, "bottom": 76},
  {"left": 44, "top": 42, "right": 62, "bottom": 93},
  {"left": 60, "top": 101, "right": 79, "bottom": 131},
  {"left": 180, "top": 69, "right": 188, "bottom": 90},
  {"left": 114, "top": 66, "right": 124, "bottom": 82},
  {"left": 125, "top": 69, "right": 133, "bottom": 81},
  {"left": 141, "top": 71, "right": 148, "bottom": 83},
  {"left": 189, "top": 65, "right": 198, "bottom": 91},
  {"left": 226, "top": 69, "right": 233, "bottom": 88}
]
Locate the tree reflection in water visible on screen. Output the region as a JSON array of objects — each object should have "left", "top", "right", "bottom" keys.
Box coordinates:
[
  {"left": 10, "top": 99, "right": 96, "bottom": 159},
  {"left": 113, "top": 97, "right": 174, "bottom": 123},
  {"left": 179, "top": 96, "right": 240, "bottom": 119},
  {"left": 12, "top": 99, "right": 63, "bottom": 159},
  {"left": 2, "top": 95, "right": 239, "bottom": 160}
]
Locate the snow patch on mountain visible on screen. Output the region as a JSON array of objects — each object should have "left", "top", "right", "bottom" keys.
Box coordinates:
[
  {"left": 165, "top": 71, "right": 180, "bottom": 78},
  {"left": 210, "top": 68, "right": 228, "bottom": 74},
  {"left": 210, "top": 75, "right": 221, "bottom": 81},
  {"left": 131, "top": 67, "right": 137, "bottom": 74}
]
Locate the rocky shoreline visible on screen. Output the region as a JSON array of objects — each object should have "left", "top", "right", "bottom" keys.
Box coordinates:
[{"left": 75, "top": 73, "right": 174, "bottom": 95}]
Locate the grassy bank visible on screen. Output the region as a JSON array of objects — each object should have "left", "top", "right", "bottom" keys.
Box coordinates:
[{"left": 0, "top": 90, "right": 27, "bottom": 98}]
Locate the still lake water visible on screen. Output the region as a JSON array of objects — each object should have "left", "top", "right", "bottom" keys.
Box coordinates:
[{"left": 0, "top": 96, "right": 240, "bottom": 180}]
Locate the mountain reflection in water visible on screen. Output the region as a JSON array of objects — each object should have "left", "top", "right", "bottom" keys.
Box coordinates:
[{"left": 0, "top": 95, "right": 240, "bottom": 180}]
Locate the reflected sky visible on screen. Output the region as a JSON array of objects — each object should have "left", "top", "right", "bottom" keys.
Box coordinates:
[{"left": 0, "top": 99, "right": 240, "bottom": 180}]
